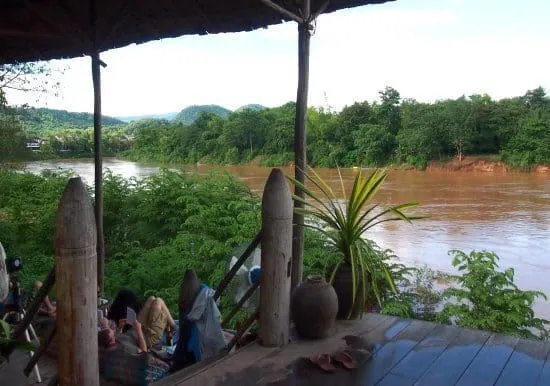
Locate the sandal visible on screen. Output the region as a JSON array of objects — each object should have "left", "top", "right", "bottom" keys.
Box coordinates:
[
  {"left": 331, "top": 350, "right": 357, "bottom": 370},
  {"left": 309, "top": 353, "right": 337, "bottom": 372}
]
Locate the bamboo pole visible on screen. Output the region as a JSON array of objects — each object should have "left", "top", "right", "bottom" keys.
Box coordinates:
[
  {"left": 90, "top": 0, "right": 105, "bottom": 294},
  {"left": 92, "top": 51, "right": 104, "bottom": 295},
  {"left": 55, "top": 177, "right": 99, "bottom": 386},
  {"left": 259, "top": 168, "right": 292, "bottom": 346},
  {"left": 291, "top": 0, "right": 312, "bottom": 292}
]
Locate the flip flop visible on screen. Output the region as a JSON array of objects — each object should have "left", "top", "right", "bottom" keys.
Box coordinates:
[
  {"left": 331, "top": 350, "right": 357, "bottom": 370},
  {"left": 309, "top": 353, "right": 337, "bottom": 372}
]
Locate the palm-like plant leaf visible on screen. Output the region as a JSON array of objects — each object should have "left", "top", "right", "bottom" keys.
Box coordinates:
[{"left": 288, "top": 166, "right": 423, "bottom": 319}]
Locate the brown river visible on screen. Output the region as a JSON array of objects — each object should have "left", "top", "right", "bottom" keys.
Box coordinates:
[{"left": 24, "top": 158, "right": 550, "bottom": 319}]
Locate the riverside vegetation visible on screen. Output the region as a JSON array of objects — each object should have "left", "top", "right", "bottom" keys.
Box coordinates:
[
  {"left": 1, "top": 87, "right": 550, "bottom": 169},
  {"left": 0, "top": 169, "right": 547, "bottom": 338}
]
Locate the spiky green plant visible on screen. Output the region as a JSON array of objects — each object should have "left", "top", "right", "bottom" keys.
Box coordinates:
[{"left": 288, "top": 167, "right": 423, "bottom": 317}]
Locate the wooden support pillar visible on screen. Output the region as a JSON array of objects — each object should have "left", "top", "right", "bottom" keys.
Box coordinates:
[
  {"left": 291, "top": 0, "right": 312, "bottom": 292},
  {"left": 92, "top": 51, "right": 104, "bottom": 295},
  {"left": 90, "top": 0, "right": 104, "bottom": 294},
  {"left": 56, "top": 177, "right": 99, "bottom": 385},
  {"left": 259, "top": 168, "right": 293, "bottom": 346}
]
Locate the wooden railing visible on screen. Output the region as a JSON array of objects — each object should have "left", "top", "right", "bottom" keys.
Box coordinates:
[{"left": 9, "top": 168, "right": 293, "bottom": 385}]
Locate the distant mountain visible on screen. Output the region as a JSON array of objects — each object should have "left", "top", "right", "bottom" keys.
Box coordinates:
[
  {"left": 12, "top": 107, "right": 124, "bottom": 135},
  {"left": 117, "top": 112, "right": 179, "bottom": 122},
  {"left": 235, "top": 104, "right": 265, "bottom": 112},
  {"left": 173, "top": 105, "right": 231, "bottom": 125}
]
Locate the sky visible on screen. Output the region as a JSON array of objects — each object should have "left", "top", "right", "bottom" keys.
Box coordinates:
[{"left": 5, "top": 0, "right": 550, "bottom": 117}]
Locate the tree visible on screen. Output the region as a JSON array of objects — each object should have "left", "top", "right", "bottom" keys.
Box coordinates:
[
  {"left": 354, "top": 124, "right": 396, "bottom": 166},
  {"left": 0, "top": 109, "right": 29, "bottom": 161},
  {"left": 523, "top": 86, "right": 549, "bottom": 110},
  {"left": 397, "top": 101, "right": 448, "bottom": 168},
  {"left": 377, "top": 86, "right": 401, "bottom": 135},
  {"left": 440, "top": 97, "right": 474, "bottom": 161},
  {"left": 502, "top": 112, "right": 550, "bottom": 168},
  {"left": 470, "top": 94, "right": 499, "bottom": 154}
]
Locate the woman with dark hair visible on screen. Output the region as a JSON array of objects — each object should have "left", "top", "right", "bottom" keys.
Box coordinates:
[{"left": 107, "top": 288, "right": 143, "bottom": 328}]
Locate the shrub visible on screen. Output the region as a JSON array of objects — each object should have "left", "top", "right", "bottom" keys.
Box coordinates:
[{"left": 437, "top": 249, "right": 549, "bottom": 339}]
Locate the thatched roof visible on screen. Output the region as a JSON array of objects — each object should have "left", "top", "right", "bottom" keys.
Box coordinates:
[{"left": 0, "top": 0, "right": 391, "bottom": 64}]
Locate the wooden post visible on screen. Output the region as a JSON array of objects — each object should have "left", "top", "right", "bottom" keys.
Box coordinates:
[
  {"left": 291, "top": 0, "right": 312, "bottom": 292},
  {"left": 259, "top": 168, "right": 292, "bottom": 346},
  {"left": 90, "top": 0, "right": 104, "bottom": 295},
  {"left": 56, "top": 177, "right": 99, "bottom": 386}
]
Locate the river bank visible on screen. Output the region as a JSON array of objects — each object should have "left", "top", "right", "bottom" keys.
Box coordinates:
[
  {"left": 425, "top": 156, "right": 550, "bottom": 173},
  {"left": 127, "top": 154, "right": 550, "bottom": 174},
  {"left": 5, "top": 153, "right": 550, "bottom": 174}
]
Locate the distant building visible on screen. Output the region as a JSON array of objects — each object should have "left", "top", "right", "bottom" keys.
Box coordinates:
[{"left": 25, "top": 137, "right": 46, "bottom": 151}]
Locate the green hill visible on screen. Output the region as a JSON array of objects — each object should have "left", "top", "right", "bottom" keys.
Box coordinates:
[
  {"left": 173, "top": 105, "right": 231, "bottom": 125},
  {"left": 12, "top": 107, "right": 124, "bottom": 135},
  {"left": 235, "top": 104, "right": 265, "bottom": 112},
  {"left": 117, "top": 112, "right": 178, "bottom": 122}
]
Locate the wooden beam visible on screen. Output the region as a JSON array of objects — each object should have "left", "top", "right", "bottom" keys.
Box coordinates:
[
  {"left": 260, "top": 0, "right": 304, "bottom": 23},
  {"left": 12, "top": 268, "right": 55, "bottom": 341},
  {"left": 222, "top": 280, "right": 260, "bottom": 328},
  {"left": 214, "top": 231, "right": 262, "bottom": 301},
  {"left": 24, "top": 325, "right": 56, "bottom": 376},
  {"left": 291, "top": 0, "right": 311, "bottom": 292},
  {"left": 226, "top": 309, "right": 259, "bottom": 353},
  {"left": 311, "top": 0, "right": 330, "bottom": 20}
]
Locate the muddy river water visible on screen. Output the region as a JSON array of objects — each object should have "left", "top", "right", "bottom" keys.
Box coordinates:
[{"left": 24, "top": 158, "right": 550, "bottom": 319}]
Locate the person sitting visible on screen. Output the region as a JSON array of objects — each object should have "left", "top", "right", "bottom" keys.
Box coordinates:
[
  {"left": 98, "top": 316, "right": 171, "bottom": 384},
  {"left": 138, "top": 296, "right": 177, "bottom": 349},
  {"left": 100, "top": 294, "right": 176, "bottom": 351},
  {"left": 99, "top": 317, "right": 147, "bottom": 354},
  {"left": 34, "top": 281, "right": 56, "bottom": 318},
  {"left": 107, "top": 288, "right": 142, "bottom": 328}
]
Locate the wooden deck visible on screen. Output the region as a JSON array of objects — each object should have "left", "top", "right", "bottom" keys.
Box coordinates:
[{"left": 156, "top": 313, "right": 550, "bottom": 386}]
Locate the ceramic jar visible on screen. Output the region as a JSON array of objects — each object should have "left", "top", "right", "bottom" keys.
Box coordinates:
[{"left": 291, "top": 275, "right": 338, "bottom": 339}]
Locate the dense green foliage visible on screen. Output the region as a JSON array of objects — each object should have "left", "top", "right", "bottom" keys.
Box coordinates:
[
  {"left": 124, "top": 87, "right": 550, "bottom": 169},
  {"left": 0, "top": 109, "right": 29, "bottom": 161},
  {"left": 173, "top": 105, "right": 231, "bottom": 125},
  {"left": 1, "top": 87, "right": 548, "bottom": 168},
  {"left": 39, "top": 127, "right": 132, "bottom": 157},
  {"left": 0, "top": 169, "right": 330, "bottom": 326},
  {"left": 11, "top": 107, "right": 123, "bottom": 135},
  {"left": 437, "top": 250, "right": 549, "bottom": 339}
]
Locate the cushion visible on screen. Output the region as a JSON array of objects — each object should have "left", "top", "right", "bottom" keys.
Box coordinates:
[{"left": 99, "top": 347, "right": 170, "bottom": 385}]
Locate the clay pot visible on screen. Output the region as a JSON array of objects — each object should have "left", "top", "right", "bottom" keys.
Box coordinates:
[
  {"left": 329, "top": 264, "right": 369, "bottom": 320},
  {"left": 291, "top": 275, "right": 338, "bottom": 339}
]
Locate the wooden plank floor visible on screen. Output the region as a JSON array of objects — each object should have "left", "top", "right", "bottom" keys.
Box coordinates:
[{"left": 156, "top": 314, "right": 550, "bottom": 386}]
